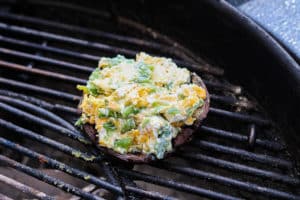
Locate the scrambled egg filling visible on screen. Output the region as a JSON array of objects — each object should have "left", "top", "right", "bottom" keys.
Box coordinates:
[{"left": 76, "top": 53, "right": 206, "bottom": 159}]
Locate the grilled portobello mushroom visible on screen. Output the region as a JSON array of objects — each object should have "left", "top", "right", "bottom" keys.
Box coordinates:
[{"left": 76, "top": 53, "right": 209, "bottom": 163}]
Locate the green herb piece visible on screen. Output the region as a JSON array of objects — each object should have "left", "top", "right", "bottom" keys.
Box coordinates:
[
  {"left": 98, "top": 108, "right": 109, "bottom": 117},
  {"left": 141, "top": 118, "right": 151, "bottom": 128},
  {"left": 121, "top": 119, "right": 136, "bottom": 133},
  {"left": 152, "top": 106, "right": 166, "bottom": 114},
  {"left": 86, "top": 68, "right": 103, "bottom": 96},
  {"left": 114, "top": 137, "right": 133, "bottom": 150},
  {"left": 186, "top": 99, "right": 204, "bottom": 116},
  {"left": 151, "top": 101, "right": 168, "bottom": 107},
  {"left": 134, "top": 62, "right": 154, "bottom": 83},
  {"left": 88, "top": 84, "right": 100, "bottom": 96},
  {"left": 122, "top": 105, "right": 140, "bottom": 118},
  {"left": 100, "top": 55, "right": 132, "bottom": 68},
  {"left": 140, "top": 83, "right": 157, "bottom": 93},
  {"left": 89, "top": 68, "right": 101, "bottom": 81},
  {"left": 98, "top": 108, "right": 120, "bottom": 118},
  {"left": 167, "top": 107, "right": 180, "bottom": 115},
  {"left": 76, "top": 85, "right": 89, "bottom": 94},
  {"left": 75, "top": 116, "right": 85, "bottom": 127},
  {"left": 103, "top": 121, "right": 116, "bottom": 132}
]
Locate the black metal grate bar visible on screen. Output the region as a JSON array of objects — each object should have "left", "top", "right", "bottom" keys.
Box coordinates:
[
  {"left": 0, "top": 11, "right": 225, "bottom": 75},
  {"left": 151, "top": 162, "right": 300, "bottom": 199},
  {"left": 0, "top": 155, "right": 105, "bottom": 200},
  {"left": 0, "top": 102, "right": 91, "bottom": 145},
  {"left": 0, "top": 0, "right": 208, "bottom": 65},
  {"left": 0, "top": 46, "right": 93, "bottom": 73},
  {"left": 0, "top": 34, "right": 100, "bottom": 61},
  {"left": 0, "top": 137, "right": 175, "bottom": 200},
  {"left": 0, "top": 89, "right": 78, "bottom": 114},
  {"left": 0, "top": 77, "right": 80, "bottom": 101},
  {"left": 0, "top": 119, "right": 99, "bottom": 162},
  {"left": 0, "top": 21, "right": 223, "bottom": 75},
  {"left": 0, "top": 60, "right": 86, "bottom": 84},
  {"left": 209, "top": 107, "right": 271, "bottom": 126},
  {"left": 192, "top": 140, "right": 292, "bottom": 168},
  {"left": 203, "top": 80, "right": 242, "bottom": 94},
  {"left": 0, "top": 12, "right": 167, "bottom": 53},
  {"left": 0, "top": 35, "right": 227, "bottom": 92},
  {"left": 199, "top": 125, "right": 284, "bottom": 151},
  {"left": 0, "top": 193, "right": 13, "bottom": 200},
  {"left": 0, "top": 174, "right": 54, "bottom": 200},
  {"left": 177, "top": 153, "right": 299, "bottom": 185},
  {"left": 0, "top": 95, "right": 77, "bottom": 131},
  {"left": 0, "top": 22, "right": 138, "bottom": 58},
  {"left": 119, "top": 169, "right": 241, "bottom": 200}
]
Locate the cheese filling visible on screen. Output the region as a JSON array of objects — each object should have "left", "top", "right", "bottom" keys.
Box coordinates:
[{"left": 76, "top": 52, "right": 207, "bottom": 159}]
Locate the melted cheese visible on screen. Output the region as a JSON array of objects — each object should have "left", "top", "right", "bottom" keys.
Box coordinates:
[{"left": 78, "top": 53, "right": 207, "bottom": 159}]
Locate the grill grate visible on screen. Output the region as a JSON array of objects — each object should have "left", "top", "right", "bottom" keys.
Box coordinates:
[{"left": 0, "top": 3, "right": 300, "bottom": 200}]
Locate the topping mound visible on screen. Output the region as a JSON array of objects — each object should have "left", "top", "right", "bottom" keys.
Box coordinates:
[{"left": 76, "top": 53, "right": 207, "bottom": 159}]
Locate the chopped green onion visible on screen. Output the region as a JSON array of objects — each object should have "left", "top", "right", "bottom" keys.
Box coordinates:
[
  {"left": 141, "top": 118, "right": 150, "bottom": 128},
  {"left": 121, "top": 118, "right": 136, "bottom": 133},
  {"left": 98, "top": 108, "right": 120, "bottom": 118},
  {"left": 98, "top": 108, "right": 109, "bottom": 117},
  {"left": 152, "top": 106, "right": 166, "bottom": 114},
  {"left": 76, "top": 85, "right": 89, "bottom": 94},
  {"left": 167, "top": 107, "right": 180, "bottom": 115},
  {"left": 103, "top": 121, "right": 116, "bottom": 132},
  {"left": 75, "top": 117, "right": 85, "bottom": 127},
  {"left": 151, "top": 101, "right": 168, "bottom": 107},
  {"left": 122, "top": 105, "right": 140, "bottom": 118},
  {"left": 86, "top": 68, "right": 103, "bottom": 96},
  {"left": 114, "top": 137, "right": 133, "bottom": 150},
  {"left": 89, "top": 68, "right": 101, "bottom": 81},
  {"left": 186, "top": 99, "right": 204, "bottom": 116},
  {"left": 100, "top": 55, "right": 133, "bottom": 68}
]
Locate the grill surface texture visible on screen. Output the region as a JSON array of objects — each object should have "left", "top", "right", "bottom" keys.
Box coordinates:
[{"left": 0, "top": 1, "right": 300, "bottom": 200}]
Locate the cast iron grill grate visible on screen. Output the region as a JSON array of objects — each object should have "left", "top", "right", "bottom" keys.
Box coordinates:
[{"left": 0, "top": 2, "right": 300, "bottom": 200}]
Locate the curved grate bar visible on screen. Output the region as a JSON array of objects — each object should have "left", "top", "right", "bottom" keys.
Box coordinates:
[
  {"left": 0, "top": 89, "right": 78, "bottom": 114},
  {"left": 192, "top": 140, "right": 293, "bottom": 169},
  {"left": 0, "top": 154, "right": 105, "bottom": 200},
  {"left": 0, "top": 77, "right": 80, "bottom": 101},
  {"left": 0, "top": 102, "right": 90, "bottom": 143},
  {"left": 118, "top": 169, "right": 241, "bottom": 200},
  {"left": 177, "top": 153, "right": 299, "bottom": 185},
  {"left": 0, "top": 95, "right": 77, "bottom": 132},
  {"left": 0, "top": 174, "right": 54, "bottom": 200},
  {"left": 0, "top": 119, "right": 99, "bottom": 162}
]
